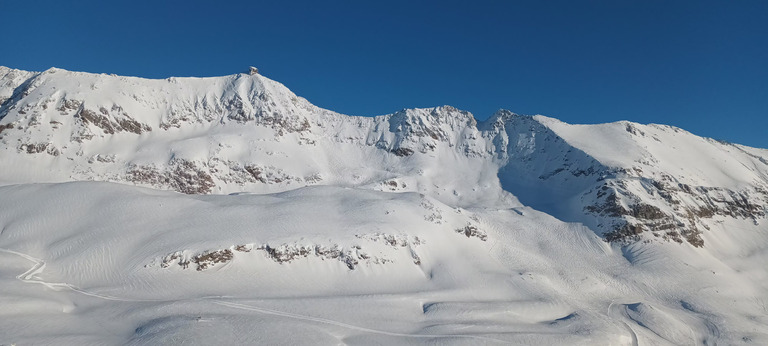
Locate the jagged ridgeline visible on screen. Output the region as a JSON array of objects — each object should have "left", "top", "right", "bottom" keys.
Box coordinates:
[{"left": 1, "top": 66, "right": 766, "bottom": 246}]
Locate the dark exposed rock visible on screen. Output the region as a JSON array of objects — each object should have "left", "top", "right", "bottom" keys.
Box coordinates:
[
  {"left": 20, "top": 143, "right": 49, "bottom": 155},
  {"left": 263, "top": 244, "right": 313, "bottom": 263},
  {"left": 241, "top": 164, "right": 292, "bottom": 184},
  {"left": 205, "top": 160, "right": 299, "bottom": 186},
  {"left": 244, "top": 165, "right": 266, "bottom": 183},
  {"left": 631, "top": 204, "right": 665, "bottom": 220},
  {"left": 261, "top": 243, "right": 364, "bottom": 270},
  {"left": 225, "top": 95, "right": 251, "bottom": 122},
  {"left": 605, "top": 223, "right": 644, "bottom": 243},
  {"left": 74, "top": 103, "right": 151, "bottom": 135},
  {"left": 126, "top": 159, "right": 216, "bottom": 194},
  {"left": 159, "top": 249, "right": 236, "bottom": 271},
  {"left": 392, "top": 147, "right": 414, "bottom": 157},
  {"left": 456, "top": 225, "right": 487, "bottom": 241},
  {"left": 57, "top": 99, "right": 81, "bottom": 114},
  {"left": 260, "top": 115, "right": 310, "bottom": 135},
  {"left": 588, "top": 176, "right": 765, "bottom": 247},
  {"left": 222, "top": 93, "right": 311, "bottom": 134},
  {"left": 584, "top": 192, "right": 627, "bottom": 218},
  {"left": 192, "top": 249, "right": 234, "bottom": 271},
  {"left": 157, "top": 233, "right": 430, "bottom": 272},
  {"left": 77, "top": 108, "right": 116, "bottom": 134},
  {"left": 0, "top": 122, "right": 15, "bottom": 135},
  {"left": 625, "top": 123, "right": 645, "bottom": 136},
  {"left": 168, "top": 160, "right": 216, "bottom": 194},
  {"left": 539, "top": 168, "right": 565, "bottom": 180},
  {"left": 116, "top": 116, "right": 151, "bottom": 134},
  {"left": 234, "top": 244, "right": 252, "bottom": 252},
  {"left": 381, "top": 180, "right": 406, "bottom": 191},
  {"left": 160, "top": 252, "right": 188, "bottom": 269}
]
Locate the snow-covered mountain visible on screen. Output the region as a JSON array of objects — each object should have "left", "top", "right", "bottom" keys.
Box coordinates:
[
  {"left": 1, "top": 66, "right": 765, "bottom": 246},
  {"left": 1, "top": 66, "right": 767, "bottom": 344}
]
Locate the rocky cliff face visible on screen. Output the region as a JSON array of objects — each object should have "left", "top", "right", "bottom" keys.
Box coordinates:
[{"left": 1, "top": 66, "right": 766, "bottom": 247}]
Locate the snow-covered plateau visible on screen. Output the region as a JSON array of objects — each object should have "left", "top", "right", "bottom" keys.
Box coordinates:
[{"left": 0, "top": 66, "right": 766, "bottom": 345}]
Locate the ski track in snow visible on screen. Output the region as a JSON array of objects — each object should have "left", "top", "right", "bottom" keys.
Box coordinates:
[
  {"left": 607, "top": 300, "right": 639, "bottom": 346},
  {"left": 0, "top": 247, "right": 155, "bottom": 302},
  {"left": 0, "top": 247, "right": 509, "bottom": 343},
  {"left": 212, "top": 300, "right": 510, "bottom": 343}
]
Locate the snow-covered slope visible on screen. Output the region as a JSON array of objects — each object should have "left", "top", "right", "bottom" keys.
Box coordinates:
[
  {"left": 1, "top": 66, "right": 767, "bottom": 344},
  {"left": 1, "top": 182, "right": 767, "bottom": 344}
]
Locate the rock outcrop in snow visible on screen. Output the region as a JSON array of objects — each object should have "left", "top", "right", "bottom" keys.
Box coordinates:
[{"left": 1, "top": 66, "right": 766, "bottom": 247}]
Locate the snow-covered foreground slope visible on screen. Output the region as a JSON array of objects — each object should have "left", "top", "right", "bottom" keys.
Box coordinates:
[{"left": 1, "top": 182, "right": 766, "bottom": 344}]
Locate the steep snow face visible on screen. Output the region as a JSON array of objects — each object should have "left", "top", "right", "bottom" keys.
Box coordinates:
[
  {"left": 491, "top": 114, "right": 768, "bottom": 246},
  {"left": 482, "top": 110, "right": 608, "bottom": 218},
  {"left": 0, "top": 66, "right": 766, "bottom": 247},
  {"left": 0, "top": 67, "right": 38, "bottom": 105}
]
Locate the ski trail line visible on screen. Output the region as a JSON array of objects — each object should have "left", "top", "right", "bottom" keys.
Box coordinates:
[
  {"left": 0, "top": 247, "right": 160, "bottom": 302},
  {"left": 212, "top": 300, "right": 510, "bottom": 343},
  {"left": 607, "top": 300, "right": 639, "bottom": 346},
  {"left": 1, "top": 247, "right": 510, "bottom": 343}
]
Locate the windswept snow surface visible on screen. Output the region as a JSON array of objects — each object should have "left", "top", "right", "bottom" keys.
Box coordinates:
[
  {"left": 1, "top": 67, "right": 767, "bottom": 344},
  {"left": 1, "top": 182, "right": 766, "bottom": 345}
]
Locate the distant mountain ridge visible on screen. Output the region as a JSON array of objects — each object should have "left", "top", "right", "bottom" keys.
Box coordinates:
[{"left": 1, "top": 66, "right": 766, "bottom": 247}]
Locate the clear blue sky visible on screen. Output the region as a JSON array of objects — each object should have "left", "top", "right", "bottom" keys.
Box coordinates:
[{"left": 3, "top": 1, "right": 767, "bottom": 147}]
